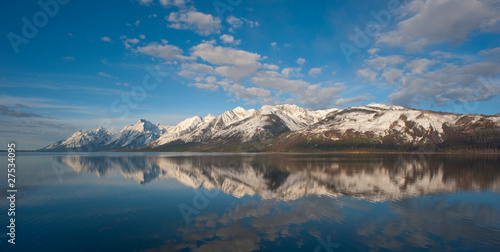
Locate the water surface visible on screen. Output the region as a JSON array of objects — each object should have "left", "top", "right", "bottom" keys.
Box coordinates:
[{"left": 1, "top": 153, "right": 499, "bottom": 251}]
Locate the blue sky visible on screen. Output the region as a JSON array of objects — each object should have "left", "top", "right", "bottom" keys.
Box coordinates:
[{"left": 1, "top": 0, "right": 499, "bottom": 149}]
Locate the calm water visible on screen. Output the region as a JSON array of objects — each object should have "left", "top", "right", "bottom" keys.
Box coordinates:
[{"left": 1, "top": 153, "right": 500, "bottom": 251}]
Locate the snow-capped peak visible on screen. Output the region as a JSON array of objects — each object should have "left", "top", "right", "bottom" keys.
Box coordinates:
[{"left": 204, "top": 114, "right": 216, "bottom": 122}]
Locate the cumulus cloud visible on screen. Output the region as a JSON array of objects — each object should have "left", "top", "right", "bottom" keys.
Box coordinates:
[
  {"left": 251, "top": 71, "right": 309, "bottom": 93},
  {"left": 123, "top": 38, "right": 140, "bottom": 49},
  {"left": 281, "top": 67, "right": 302, "bottom": 78},
  {"left": 377, "top": 0, "right": 500, "bottom": 51},
  {"left": 220, "top": 34, "right": 241, "bottom": 45},
  {"left": 167, "top": 10, "right": 222, "bottom": 36},
  {"left": 214, "top": 65, "right": 261, "bottom": 81},
  {"left": 297, "top": 83, "right": 345, "bottom": 110},
  {"left": 182, "top": 62, "right": 215, "bottom": 74},
  {"left": 263, "top": 64, "right": 279, "bottom": 71},
  {"left": 308, "top": 68, "right": 322, "bottom": 78},
  {"left": 160, "top": 0, "right": 191, "bottom": 8},
  {"left": 366, "top": 55, "right": 406, "bottom": 70},
  {"left": 390, "top": 61, "right": 500, "bottom": 106},
  {"left": 406, "top": 58, "right": 435, "bottom": 74},
  {"left": 191, "top": 41, "right": 262, "bottom": 66},
  {"left": 381, "top": 68, "right": 404, "bottom": 84},
  {"left": 357, "top": 68, "right": 378, "bottom": 82},
  {"left": 228, "top": 84, "right": 272, "bottom": 100},
  {"left": 136, "top": 42, "right": 188, "bottom": 61},
  {"left": 296, "top": 58, "right": 306, "bottom": 65},
  {"left": 188, "top": 83, "right": 219, "bottom": 91},
  {"left": 226, "top": 15, "right": 243, "bottom": 29}
]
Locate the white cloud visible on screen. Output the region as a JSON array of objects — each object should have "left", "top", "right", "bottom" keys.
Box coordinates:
[
  {"left": 178, "top": 70, "right": 196, "bottom": 78},
  {"left": 390, "top": 61, "right": 500, "bottom": 106},
  {"left": 123, "top": 38, "right": 140, "bottom": 49},
  {"left": 308, "top": 68, "right": 322, "bottom": 78},
  {"left": 138, "top": 0, "right": 153, "bottom": 5},
  {"left": 191, "top": 41, "right": 262, "bottom": 66},
  {"left": 381, "top": 68, "right": 404, "bottom": 84},
  {"left": 226, "top": 16, "right": 260, "bottom": 31},
  {"left": 281, "top": 67, "right": 301, "bottom": 78},
  {"left": 263, "top": 64, "right": 279, "bottom": 71},
  {"left": 297, "top": 83, "right": 345, "bottom": 110},
  {"left": 160, "top": 0, "right": 191, "bottom": 8},
  {"left": 182, "top": 62, "right": 215, "bottom": 74},
  {"left": 478, "top": 47, "right": 500, "bottom": 56},
  {"left": 226, "top": 16, "right": 243, "bottom": 29},
  {"left": 366, "top": 55, "right": 406, "bottom": 70},
  {"left": 271, "top": 42, "right": 277, "bottom": 47},
  {"left": 134, "top": 20, "right": 140, "bottom": 26},
  {"left": 189, "top": 83, "right": 218, "bottom": 91},
  {"left": 139, "top": 34, "right": 146, "bottom": 39},
  {"left": 228, "top": 84, "right": 272, "bottom": 101},
  {"left": 406, "top": 58, "right": 435, "bottom": 75},
  {"left": 136, "top": 42, "right": 188, "bottom": 61},
  {"left": 167, "top": 10, "right": 222, "bottom": 36},
  {"left": 367, "top": 48, "right": 380, "bottom": 55},
  {"left": 61, "top": 56, "right": 75, "bottom": 61},
  {"left": 296, "top": 58, "right": 306, "bottom": 65},
  {"left": 214, "top": 65, "right": 261, "bottom": 81},
  {"left": 220, "top": 34, "right": 241, "bottom": 45},
  {"left": 377, "top": 0, "right": 500, "bottom": 51},
  {"left": 357, "top": 68, "right": 378, "bottom": 82},
  {"left": 101, "top": 36, "right": 112, "bottom": 42}
]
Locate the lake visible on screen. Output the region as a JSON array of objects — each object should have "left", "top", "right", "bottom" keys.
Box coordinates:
[{"left": 1, "top": 152, "right": 499, "bottom": 251}]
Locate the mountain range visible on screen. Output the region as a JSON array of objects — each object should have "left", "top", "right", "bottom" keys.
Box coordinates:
[{"left": 41, "top": 104, "right": 500, "bottom": 152}]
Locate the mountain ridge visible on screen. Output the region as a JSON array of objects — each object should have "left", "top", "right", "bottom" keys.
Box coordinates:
[{"left": 40, "top": 103, "right": 500, "bottom": 152}]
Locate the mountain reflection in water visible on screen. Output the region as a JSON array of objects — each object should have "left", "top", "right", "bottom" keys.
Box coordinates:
[
  {"left": 2, "top": 153, "right": 499, "bottom": 251},
  {"left": 54, "top": 154, "right": 500, "bottom": 201}
]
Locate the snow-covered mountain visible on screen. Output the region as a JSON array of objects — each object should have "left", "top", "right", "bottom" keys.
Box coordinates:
[
  {"left": 41, "top": 104, "right": 500, "bottom": 152},
  {"left": 267, "top": 103, "right": 500, "bottom": 152},
  {"left": 54, "top": 154, "right": 500, "bottom": 201},
  {"left": 42, "top": 119, "right": 169, "bottom": 151},
  {"left": 106, "top": 119, "right": 170, "bottom": 149},
  {"left": 43, "top": 126, "right": 113, "bottom": 151}
]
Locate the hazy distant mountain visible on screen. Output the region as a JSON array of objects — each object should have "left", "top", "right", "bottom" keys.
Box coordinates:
[{"left": 41, "top": 104, "right": 500, "bottom": 152}]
